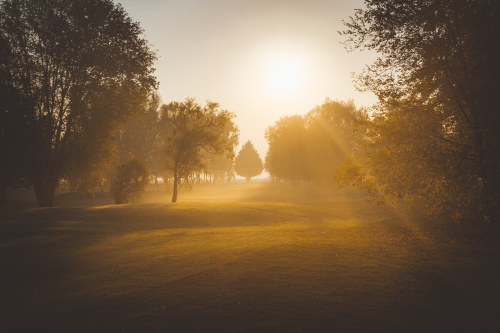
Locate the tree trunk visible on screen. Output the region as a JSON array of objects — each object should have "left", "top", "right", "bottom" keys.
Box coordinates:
[
  {"left": 172, "top": 171, "right": 178, "bottom": 203},
  {"left": 246, "top": 177, "right": 251, "bottom": 182},
  {"left": 164, "top": 177, "right": 170, "bottom": 191},
  {"left": 34, "top": 177, "right": 57, "bottom": 207}
]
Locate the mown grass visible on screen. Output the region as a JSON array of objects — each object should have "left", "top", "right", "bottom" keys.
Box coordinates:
[{"left": 1, "top": 182, "right": 499, "bottom": 332}]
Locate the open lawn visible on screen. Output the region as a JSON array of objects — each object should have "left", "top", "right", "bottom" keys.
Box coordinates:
[{"left": 1, "top": 182, "right": 499, "bottom": 332}]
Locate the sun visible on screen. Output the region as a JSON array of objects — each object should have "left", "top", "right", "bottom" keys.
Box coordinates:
[{"left": 268, "top": 59, "right": 301, "bottom": 94}]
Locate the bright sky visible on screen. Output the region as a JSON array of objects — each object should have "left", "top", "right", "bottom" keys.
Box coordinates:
[{"left": 118, "top": 0, "right": 376, "bottom": 159}]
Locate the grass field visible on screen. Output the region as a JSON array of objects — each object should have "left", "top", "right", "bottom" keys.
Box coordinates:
[{"left": 1, "top": 182, "right": 499, "bottom": 332}]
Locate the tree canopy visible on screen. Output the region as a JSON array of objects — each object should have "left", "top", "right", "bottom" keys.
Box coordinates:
[
  {"left": 265, "top": 115, "right": 310, "bottom": 182},
  {"left": 114, "top": 92, "right": 163, "bottom": 181},
  {"left": 234, "top": 141, "right": 263, "bottom": 181},
  {"left": 160, "top": 99, "right": 238, "bottom": 202},
  {"left": 265, "top": 100, "right": 366, "bottom": 185},
  {"left": 0, "top": 0, "right": 157, "bottom": 206},
  {"left": 111, "top": 158, "right": 149, "bottom": 204},
  {"left": 339, "top": 0, "right": 500, "bottom": 220}
]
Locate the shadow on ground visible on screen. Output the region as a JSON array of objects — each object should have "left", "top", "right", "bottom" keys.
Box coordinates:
[{"left": 1, "top": 183, "right": 499, "bottom": 332}]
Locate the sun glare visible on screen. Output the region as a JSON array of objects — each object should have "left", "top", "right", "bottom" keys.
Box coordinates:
[{"left": 268, "top": 59, "right": 302, "bottom": 94}]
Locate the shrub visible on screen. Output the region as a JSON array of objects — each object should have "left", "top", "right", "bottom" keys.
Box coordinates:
[{"left": 111, "top": 159, "right": 149, "bottom": 204}]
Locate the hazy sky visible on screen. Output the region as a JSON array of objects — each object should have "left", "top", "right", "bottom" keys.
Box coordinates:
[{"left": 118, "top": 0, "right": 376, "bottom": 158}]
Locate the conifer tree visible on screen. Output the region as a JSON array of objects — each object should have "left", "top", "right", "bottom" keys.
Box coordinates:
[{"left": 234, "top": 141, "right": 263, "bottom": 181}]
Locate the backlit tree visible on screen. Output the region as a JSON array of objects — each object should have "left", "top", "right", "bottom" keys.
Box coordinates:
[
  {"left": 234, "top": 141, "right": 263, "bottom": 181},
  {"left": 160, "top": 99, "right": 238, "bottom": 202},
  {"left": 338, "top": 0, "right": 500, "bottom": 220},
  {"left": 265, "top": 101, "right": 366, "bottom": 184},
  {"left": 0, "top": 0, "right": 157, "bottom": 206}
]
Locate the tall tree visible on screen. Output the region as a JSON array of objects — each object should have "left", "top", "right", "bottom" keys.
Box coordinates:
[
  {"left": 0, "top": 32, "right": 30, "bottom": 201},
  {"left": 307, "top": 100, "right": 367, "bottom": 185},
  {"left": 0, "top": 0, "right": 157, "bottom": 206},
  {"left": 340, "top": 0, "right": 500, "bottom": 220},
  {"left": 115, "top": 92, "right": 162, "bottom": 177},
  {"left": 160, "top": 99, "right": 238, "bottom": 203},
  {"left": 234, "top": 141, "right": 263, "bottom": 181},
  {"left": 265, "top": 101, "right": 365, "bottom": 184},
  {"left": 203, "top": 152, "right": 235, "bottom": 183},
  {"left": 265, "top": 115, "right": 310, "bottom": 182}
]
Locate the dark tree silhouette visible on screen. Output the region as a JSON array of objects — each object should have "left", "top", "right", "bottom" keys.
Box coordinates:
[
  {"left": 113, "top": 92, "right": 163, "bottom": 188},
  {"left": 160, "top": 99, "right": 238, "bottom": 203},
  {"left": 111, "top": 158, "right": 149, "bottom": 204},
  {"left": 0, "top": 0, "right": 157, "bottom": 206},
  {"left": 0, "top": 33, "right": 31, "bottom": 201},
  {"left": 339, "top": 0, "right": 500, "bottom": 220},
  {"left": 234, "top": 141, "right": 263, "bottom": 181}
]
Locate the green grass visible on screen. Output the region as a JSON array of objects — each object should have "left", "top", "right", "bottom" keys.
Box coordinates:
[{"left": 1, "top": 182, "right": 499, "bottom": 332}]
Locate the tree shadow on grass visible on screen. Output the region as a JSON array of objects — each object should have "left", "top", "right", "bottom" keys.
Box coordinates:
[{"left": 1, "top": 185, "right": 500, "bottom": 332}]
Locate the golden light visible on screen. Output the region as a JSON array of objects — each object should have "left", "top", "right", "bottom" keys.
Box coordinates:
[{"left": 268, "top": 60, "right": 301, "bottom": 94}]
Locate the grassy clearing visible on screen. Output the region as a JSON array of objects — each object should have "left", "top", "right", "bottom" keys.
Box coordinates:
[{"left": 1, "top": 182, "right": 499, "bottom": 332}]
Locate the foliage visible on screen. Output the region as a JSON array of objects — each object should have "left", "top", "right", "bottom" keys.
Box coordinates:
[
  {"left": 115, "top": 91, "right": 163, "bottom": 174},
  {"left": 265, "top": 100, "right": 366, "bottom": 184},
  {"left": 64, "top": 138, "right": 115, "bottom": 197},
  {"left": 339, "top": 0, "right": 500, "bottom": 221},
  {"left": 65, "top": 92, "right": 162, "bottom": 197},
  {"left": 336, "top": 100, "right": 474, "bottom": 217},
  {"left": 234, "top": 141, "right": 263, "bottom": 181},
  {"left": 0, "top": 33, "right": 31, "bottom": 200},
  {"left": 116, "top": 93, "right": 161, "bottom": 165},
  {"left": 203, "top": 152, "right": 235, "bottom": 183},
  {"left": 159, "top": 99, "right": 238, "bottom": 202},
  {"left": 306, "top": 100, "right": 368, "bottom": 185},
  {"left": 265, "top": 115, "right": 311, "bottom": 182},
  {"left": 111, "top": 158, "right": 149, "bottom": 204},
  {"left": 0, "top": 0, "right": 157, "bottom": 206}
]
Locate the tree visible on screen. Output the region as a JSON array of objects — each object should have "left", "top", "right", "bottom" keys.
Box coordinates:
[
  {"left": 265, "top": 100, "right": 366, "bottom": 184},
  {"left": 115, "top": 91, "right": 163, "bottom": 183},
  {"left": 111, "top": 158, "right": 149, "bottom": 204},
  {"left": 340, "top": 0, "right": 500, "bottom": 220},
  {"left": 160, "top": 99, "right": 238, "bottom": 203},
  {"left": 265, "top": 115, "right": 310, "bottom": 182},
  {"left": 0, "top": 0, "right": 157, "bottom": 206},
  {"left": 0, "top": 32, "right": 31, "bottom": 201},
  {"left": 116, "top": 93, "right": 161, "bottom": 165},
  {"left": 306, "top": 100, "right": 367, "bottom": 185},
  {"left": 336, "top": 100, "right": 462, "bottom": 216},
  {"left": 203, "top": 152, "right": 235, "bottom": 183},
  {"left": 234, "top": 141, "right": 263, "bottom": 181}
]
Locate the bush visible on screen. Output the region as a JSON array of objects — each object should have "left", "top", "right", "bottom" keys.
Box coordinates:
[{"left": 111, "top": 159, "right": 149, "bottom": 204}]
